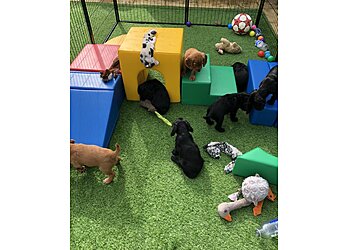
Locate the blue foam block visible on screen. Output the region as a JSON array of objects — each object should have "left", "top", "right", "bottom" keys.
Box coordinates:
[
  {"left": 70, "top": 74, "right": 125, "bottom": 147},
  {"left": 247, "top": 60, "right": 278, "bottom": 127},
  {"left": 70, "top": 71, "right": 118, "bottom": 90}
]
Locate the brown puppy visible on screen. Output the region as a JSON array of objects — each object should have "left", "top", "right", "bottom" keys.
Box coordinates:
[
  {"left": 70, "top": 139, "right": 121, "bottom": 184},
  {"left": 182, "top": 48, "right": 207, "bottom": 81},
  {"left": 100, "top": 56, "right": 121, "bottom": 82}
]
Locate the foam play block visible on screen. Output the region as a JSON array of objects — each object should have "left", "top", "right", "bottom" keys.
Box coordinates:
[
  {"left": 181, "top": 54, "right": 212, "bottom": 105},
  {"left": 247, "top": 60, "right": 278, "bottom": 127},
  {"left": 70, "top": 44, "right": 120, "bottom": 72},
  {"left": 70, "top": 71, "right": 119, "bottom": 90},
  {"left": 209, "top": 65, "right": 237, "bottom": 97},
  {"left": 118, "top": 27, "right": 184, "bottom": 102},
  {"left": 232, "top": 147, "right": 278, "bottom": 185},
  {"left": 70, "top": 73, "right": 125, "bottom": 147},
  {"left": 105, "top": 34, "right": 127, "bottom": 46}
]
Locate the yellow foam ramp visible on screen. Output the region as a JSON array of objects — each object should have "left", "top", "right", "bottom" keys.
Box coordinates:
[
  {"left": 105, "top": 34, "right": 127, "bottom": 46},
  {"left": 118, "top": 27, "right": 184, "bottom": 102}
]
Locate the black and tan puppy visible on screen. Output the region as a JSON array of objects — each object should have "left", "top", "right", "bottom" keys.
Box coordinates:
[
  {"left": 203, "top": 93, "right": 253, "bottom": 132},
  {"left": 181, "top": 48, "right": 207, "bottom": 81},
  {"left": 100, "top": 56, "right": 121, "bottom": 82},
  {"left": 137, "top": 79, "right": 170, "bottom": 115},
  {"left": 171, "top": 118, "right": 204, "bottom": 179},
  {"left": 252, "top": 65, "right": 278, "bottom": 110}
]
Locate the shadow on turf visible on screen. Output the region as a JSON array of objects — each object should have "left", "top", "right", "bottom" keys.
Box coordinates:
[{"left": 70, "top": 164, "right": 143, "bottom": 228}]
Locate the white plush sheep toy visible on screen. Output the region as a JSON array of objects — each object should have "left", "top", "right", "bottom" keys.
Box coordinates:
[
  {"left": 215, "top": 38, "right": 242, "bottom": 55},
  {"left": 217, "top": 174, "right": 276, "bottom": 222}
]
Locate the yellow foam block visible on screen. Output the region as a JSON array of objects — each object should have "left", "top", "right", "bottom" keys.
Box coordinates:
[
  {"left": 105, "top": 34, "right": 127, "bottom": 46},
  {"left": 118, "top": 27, "right": 184, "bottom": 103}
]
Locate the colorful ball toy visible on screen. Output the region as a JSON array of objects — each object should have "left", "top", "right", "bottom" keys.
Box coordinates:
[
  {"left": 258, "top": 51, "right": 265, "bottom": 57},
  {"left": 231, "top": 13, "right": 253, "bottom": 35},
  {"left": 251, "top": 25, "right": 257, "bottom": 30},
  {"left": 228, "top": 23, "right": 233, "bottom": 29},
  {"left": 264, "top": 51, "right": 271, "bottom": 58},
  {"left": 186, "top": 21, "right": 192, "bottom": 27},
  {"left": 267, "top": 55, "right": 275, "bottom": 62},
  {"left": 258, "top": 36, "right": 264, "bottom": 41},
  {"left": 249, "top": 31, "right": 255, "bottom": 37}
]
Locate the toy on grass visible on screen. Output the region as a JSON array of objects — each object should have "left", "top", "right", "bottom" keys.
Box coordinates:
[
  {"left": 267, "top": 55, "right": 275, "bottom": 62},
  {"left": 257, "top": 51, "right": 265, "bottom": 57},
  {"left": 264, "top": 51, "right": 271, "bottom": 59},
  {"left": 140, "top": 100, "right": 172, "bottom": 126},
  {"left": 227, "top": 23, "right": 233, "bottom": 29},
  {"left": 249, "top": 30, "right": 255, "bottom": 37},
  {"left": 231, "top": 13, "right": 253, "bottom": 35},
  {"left": 255, "top": 40, "right": 269, "bottom": 51},
  {"left": 258, "top": 36, "right": 264, "bottom": 41},
  {"left": 217, "top": 174, "right": 276, "bottom": 222},
  {"left": 251, "top": 24, "right": 257, "bottom": 30},
  {"left": 215, "top": 38, "right": 242, "bottom": 55},
  {"left": 186, "top": 21, "right": 192, "bottom": 27},
  {"left": 255, "top": 28, "right": 262, "bottom": 37}
]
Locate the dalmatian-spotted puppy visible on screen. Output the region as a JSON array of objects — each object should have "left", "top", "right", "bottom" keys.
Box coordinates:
[{"left": 140, "top": 29, "right": 159, "bottom": 68}]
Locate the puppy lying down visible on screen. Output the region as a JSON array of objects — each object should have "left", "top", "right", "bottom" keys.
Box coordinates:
[
  {"left": 171, "top": 118, "right": 204, "bottom": 179},
  {"left": 204, "top": 93, "right": 253, "bottom": 132},
  {"left": 70, "top": 139, "right": 121, "bottom": 184}
]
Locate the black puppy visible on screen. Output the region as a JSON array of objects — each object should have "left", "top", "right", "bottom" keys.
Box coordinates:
[
  {"left": 203, "top": 93, "right": 253, "bottom": 132},
  {"left": 232, "top": 62, "right": 248, "bottom": 93},
  {"left": 170, "top": 118, "right": 204, "bottom": 179},
  {"left": 137, "top": 79, "right": 170, "bottom": 115},
  {"left": 252, "top": 65, "right": 278, "bottom": 110}
]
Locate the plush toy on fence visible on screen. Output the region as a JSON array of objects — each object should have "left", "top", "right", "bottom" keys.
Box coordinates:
[
  {"left": 215, "top": 38, "right": 242, "bottom": 55},
  {"left": 217, "top": 174, "right": 276, "bottom": 222}
]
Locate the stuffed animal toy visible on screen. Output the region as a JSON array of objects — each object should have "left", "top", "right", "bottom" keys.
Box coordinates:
[
  {"left": 215, "top": 38, "right": 242, "bottom": 55},
  {"left": 217, "top": 174, "right": 276, "bottom": 221}
]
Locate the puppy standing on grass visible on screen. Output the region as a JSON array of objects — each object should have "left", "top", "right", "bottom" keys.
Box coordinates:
[
  {"left": 170, "top": 118, "right": 204, "bottom": 179},
  {"left": 203, "top": 93, "right": 254, "bottom": 132},
  {"left": 181, "top": 48, "right": 207, "bottom": 81},
  {"left": 70, "top": 139, "right": 121, "bottom": 184}
]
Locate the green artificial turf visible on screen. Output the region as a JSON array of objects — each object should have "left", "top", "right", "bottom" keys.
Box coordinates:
[{"left": 71, "top": 3, "right": 278, "bottom": 250}]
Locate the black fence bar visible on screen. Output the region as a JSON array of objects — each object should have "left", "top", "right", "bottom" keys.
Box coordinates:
[
  {"left": 184, "top": 0, "right": 189, "bottom": 24},
  {"left": 112, "top": 0, "right": 120, "bottom": 23},
  {"left": 255, "top": 0, "right": 266, "bottom": 27},
  {"left": 80, "top": 0, "right": 95, "bottom": 44}
]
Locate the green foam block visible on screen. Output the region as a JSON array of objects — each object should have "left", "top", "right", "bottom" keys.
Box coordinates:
[
  {"left": 232, "top": 147, "right": 278, "bottom": 185},
  {"left": 209, "top": 65, "right": 237, "bottom": 97}
]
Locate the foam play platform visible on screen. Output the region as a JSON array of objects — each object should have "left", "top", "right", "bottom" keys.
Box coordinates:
[
  {"left": 247, "top": 60, "right": 278, "bottom": 127},
  {"left": 70, "top": 44, "right": 120, "bottom": 72},
  {"left": 181, "top": 54, "right": 237, "bottom": 105},
  {"left": 232, "top": 147, "right": 278, "bottom": 185},
  {"left": 70, "top": 71, "right": 125, "bottom": 147},
  {"left": 118, "top": 27, "right": 183, "bottom": 103}
]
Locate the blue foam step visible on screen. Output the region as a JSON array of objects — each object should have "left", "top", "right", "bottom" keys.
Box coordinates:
[
  {"left": 70, "top": 71, "right": 119, "bottom": 90},
  {"left": 246, "top": 60, "right": 278, "bottom": 127},
  {"left": 70, "top": 73, "right": 125, "bottom": 147}
]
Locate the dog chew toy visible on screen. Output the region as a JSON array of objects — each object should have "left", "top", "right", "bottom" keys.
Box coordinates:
[
  {"left": 249, "top": 30, "right": 255, "bottom": 37},
  {"left": 140, "top": 100, "right": 172, "bottom": 126},
  {"left": 215, "top": 38, "right": 242, "bottom": 55},
  {"left": 217, "top": 174, "right": 276, "bottom": 222},
  {"left": 257, "top": 51, "right": 265, "bottom": 57}
]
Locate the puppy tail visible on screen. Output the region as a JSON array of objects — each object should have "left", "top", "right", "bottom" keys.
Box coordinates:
[{"left": 114, "top": 143, "right": 122, "bottom": 162}]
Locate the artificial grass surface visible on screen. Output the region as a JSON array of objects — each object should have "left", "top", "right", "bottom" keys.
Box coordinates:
[{"left": 71, "top": 4, "right": 278, "bottom": 250}]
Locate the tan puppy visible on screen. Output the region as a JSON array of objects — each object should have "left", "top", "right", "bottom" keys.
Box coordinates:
[
  {"left": 182, "top": 48, "right": 207, "bottom": 81},
  {"left": 70, "top": 139, "right": 121, "bottom": 184}
]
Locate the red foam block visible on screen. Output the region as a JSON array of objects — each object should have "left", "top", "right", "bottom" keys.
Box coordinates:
[{"left": 70, "top": 44, "right": 120, "bottom": 72}]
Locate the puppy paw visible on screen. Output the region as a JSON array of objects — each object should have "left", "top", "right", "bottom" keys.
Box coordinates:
[
  {"left": 205, "top": 119, "right": 214, "bottom": 125},
  {"left": 103, "top": 176, "right": 114, "bottom": 184},
  {"left": 215, "top": 127, "right": 225, "bottom": 133},
  {"left": 189, "top": 75, "right": 196, "bottom": 81},
  {"left": 77, "top": 167, "right": 86, "bottom": 173}
]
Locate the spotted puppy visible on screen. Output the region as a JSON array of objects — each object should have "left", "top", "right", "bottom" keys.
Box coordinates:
[{"left": 140, "top": 29, "right": 159, "bottom": 68}]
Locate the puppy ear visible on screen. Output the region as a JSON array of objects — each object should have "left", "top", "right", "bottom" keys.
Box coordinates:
[
  {"left": 185, "top": 121, "right": 194, "bottom": 133},
  {"left": 170, "top": 123, "right": 177, "bottom": 136},
  {"left": 202, "top": 54, "right": 207, "bottom": 67}
]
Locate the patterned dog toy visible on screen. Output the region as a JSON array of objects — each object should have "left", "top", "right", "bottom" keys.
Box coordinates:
[
  {"left": 203, "top": 142, "right": 242, "bottom": 174},
  {"left": 140, "top": 29, "right": 159, "bottom": 68}
]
